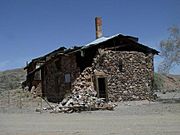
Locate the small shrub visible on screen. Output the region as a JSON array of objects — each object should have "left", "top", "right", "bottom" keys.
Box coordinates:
[{"left": 153, "top": 73, "right": 164, "bottom": 91}]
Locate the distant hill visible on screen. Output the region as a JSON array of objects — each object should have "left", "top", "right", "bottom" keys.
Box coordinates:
[
  {"left": 0, "top": 68, "right": 26, "bottom": 92},
  {"left": 153, "top": 73, "right": 180, "bottom": 92}
]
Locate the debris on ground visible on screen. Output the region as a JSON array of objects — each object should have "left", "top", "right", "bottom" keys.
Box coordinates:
[
  {"left": 43, "top": 67, "right": 117, "bottom": 113},
  {"left": 43, "top": 84, "right": 117, "bottom": 113}
]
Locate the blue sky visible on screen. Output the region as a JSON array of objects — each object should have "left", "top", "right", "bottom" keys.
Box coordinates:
[{"left": 0, "top": 0, "right": 179, "bottom": 74}]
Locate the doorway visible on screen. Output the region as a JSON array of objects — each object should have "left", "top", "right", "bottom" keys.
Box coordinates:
[{"left": 96, "top": 77, "right": 108, "bottom": 100}]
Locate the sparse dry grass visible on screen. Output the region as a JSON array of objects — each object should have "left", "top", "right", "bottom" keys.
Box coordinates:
[{"left": 0, "top": 68, "right": 26, "bottom": 92}]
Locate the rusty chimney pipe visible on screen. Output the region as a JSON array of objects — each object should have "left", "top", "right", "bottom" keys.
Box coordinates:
[{"left": 95, "top": 17, "right": 103, "bottom": 39}]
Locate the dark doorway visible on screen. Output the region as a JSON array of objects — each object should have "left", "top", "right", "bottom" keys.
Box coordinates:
[
  {"left": 97, "top": 77, "right": 107, "bottom": 99},
  {"left": 54, "top": 75, "right": 63, "bottom": 102}
]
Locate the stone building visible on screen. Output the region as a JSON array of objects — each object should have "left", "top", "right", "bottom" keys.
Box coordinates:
[{"left": 24, "top": 17, "right": 159, "bottom": 102}]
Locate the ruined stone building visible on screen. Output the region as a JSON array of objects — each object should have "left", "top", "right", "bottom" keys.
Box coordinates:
[{"left": 24, "top": 17, "right": 159, "bottom": 102}]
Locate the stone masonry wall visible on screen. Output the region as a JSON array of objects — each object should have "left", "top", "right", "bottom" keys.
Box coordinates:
[
  {"left": 43, "top": 49, "right": 154, "bottom": 102},
  {"left": 93, "top": 50, "right": 154, "bottom": 101},
  {"left": 43, "top": 54, "right": 80, "bottom": 102},
  {"left": 70, "top": 50, "right": 154, "bottom": 102}
]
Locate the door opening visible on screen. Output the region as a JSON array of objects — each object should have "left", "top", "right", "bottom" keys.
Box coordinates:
[{"left": 97, "top": 77, "right": 107, "bottom": 100}]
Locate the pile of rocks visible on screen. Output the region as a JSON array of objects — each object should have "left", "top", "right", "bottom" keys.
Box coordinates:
[
  {"left": 45, "top": 67, "right": 116, "bottom": 113},
  {"left": 49, "top": 93, "right": 115, "bottom": 113},
  {"left": 30, "top": 83, "right": 42, "bottom": 97}
]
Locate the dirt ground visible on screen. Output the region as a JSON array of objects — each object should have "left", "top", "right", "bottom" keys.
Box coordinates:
[{"left": 0, "top": 92, "right": 180, "bottom": 135}]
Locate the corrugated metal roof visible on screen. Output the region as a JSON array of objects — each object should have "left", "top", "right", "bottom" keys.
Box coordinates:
[{"left": 82, "top": 33, "right": 121, "bottom": 49}]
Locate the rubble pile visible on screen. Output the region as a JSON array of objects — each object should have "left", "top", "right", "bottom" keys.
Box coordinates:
[
  {"left": 49, "top": 93, "right": 115, "bottom": 113},
  {"left": 30, "top": 83, "right": 42, "bottom": 97},
  {"left": 46, "top": 67, "right": 116, "bottom": 113}
]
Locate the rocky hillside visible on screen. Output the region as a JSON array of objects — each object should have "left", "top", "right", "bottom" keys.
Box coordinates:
[
  {"left": 153, "top": 73, "right": 180, "bottom": 92},
  {"left": 0, "top": 68, "right": 26, "bottom": 92}
]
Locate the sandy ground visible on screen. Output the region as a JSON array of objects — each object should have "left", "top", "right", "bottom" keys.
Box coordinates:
[{"left": 0, "top": 92, "right": 180, "bottom": 135}]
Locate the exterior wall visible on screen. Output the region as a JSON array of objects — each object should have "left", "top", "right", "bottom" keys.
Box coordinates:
[
  {"left": 26, "top": 62, "right": 42, "bottom": 91},
  {"left": 25, "top": 63, "right": 36, "bottom": 90},
  {"left": 27, "top": 49, "right": 154, "bottom": 102},
  {"left": 93, "top": 50, "right": 154, "bottom": 101},
  {"left": 43, "top": 54, "right": 80, "bottom": 102}
]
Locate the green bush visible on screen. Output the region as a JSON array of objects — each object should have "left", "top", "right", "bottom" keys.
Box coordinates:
[{"left": 153, "top": 73, "right": 164, "bottom": 91}]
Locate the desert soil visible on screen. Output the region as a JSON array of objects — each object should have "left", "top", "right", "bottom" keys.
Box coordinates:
[{"left": 0, "top": 91, "right": 180, "bottom": 135}]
